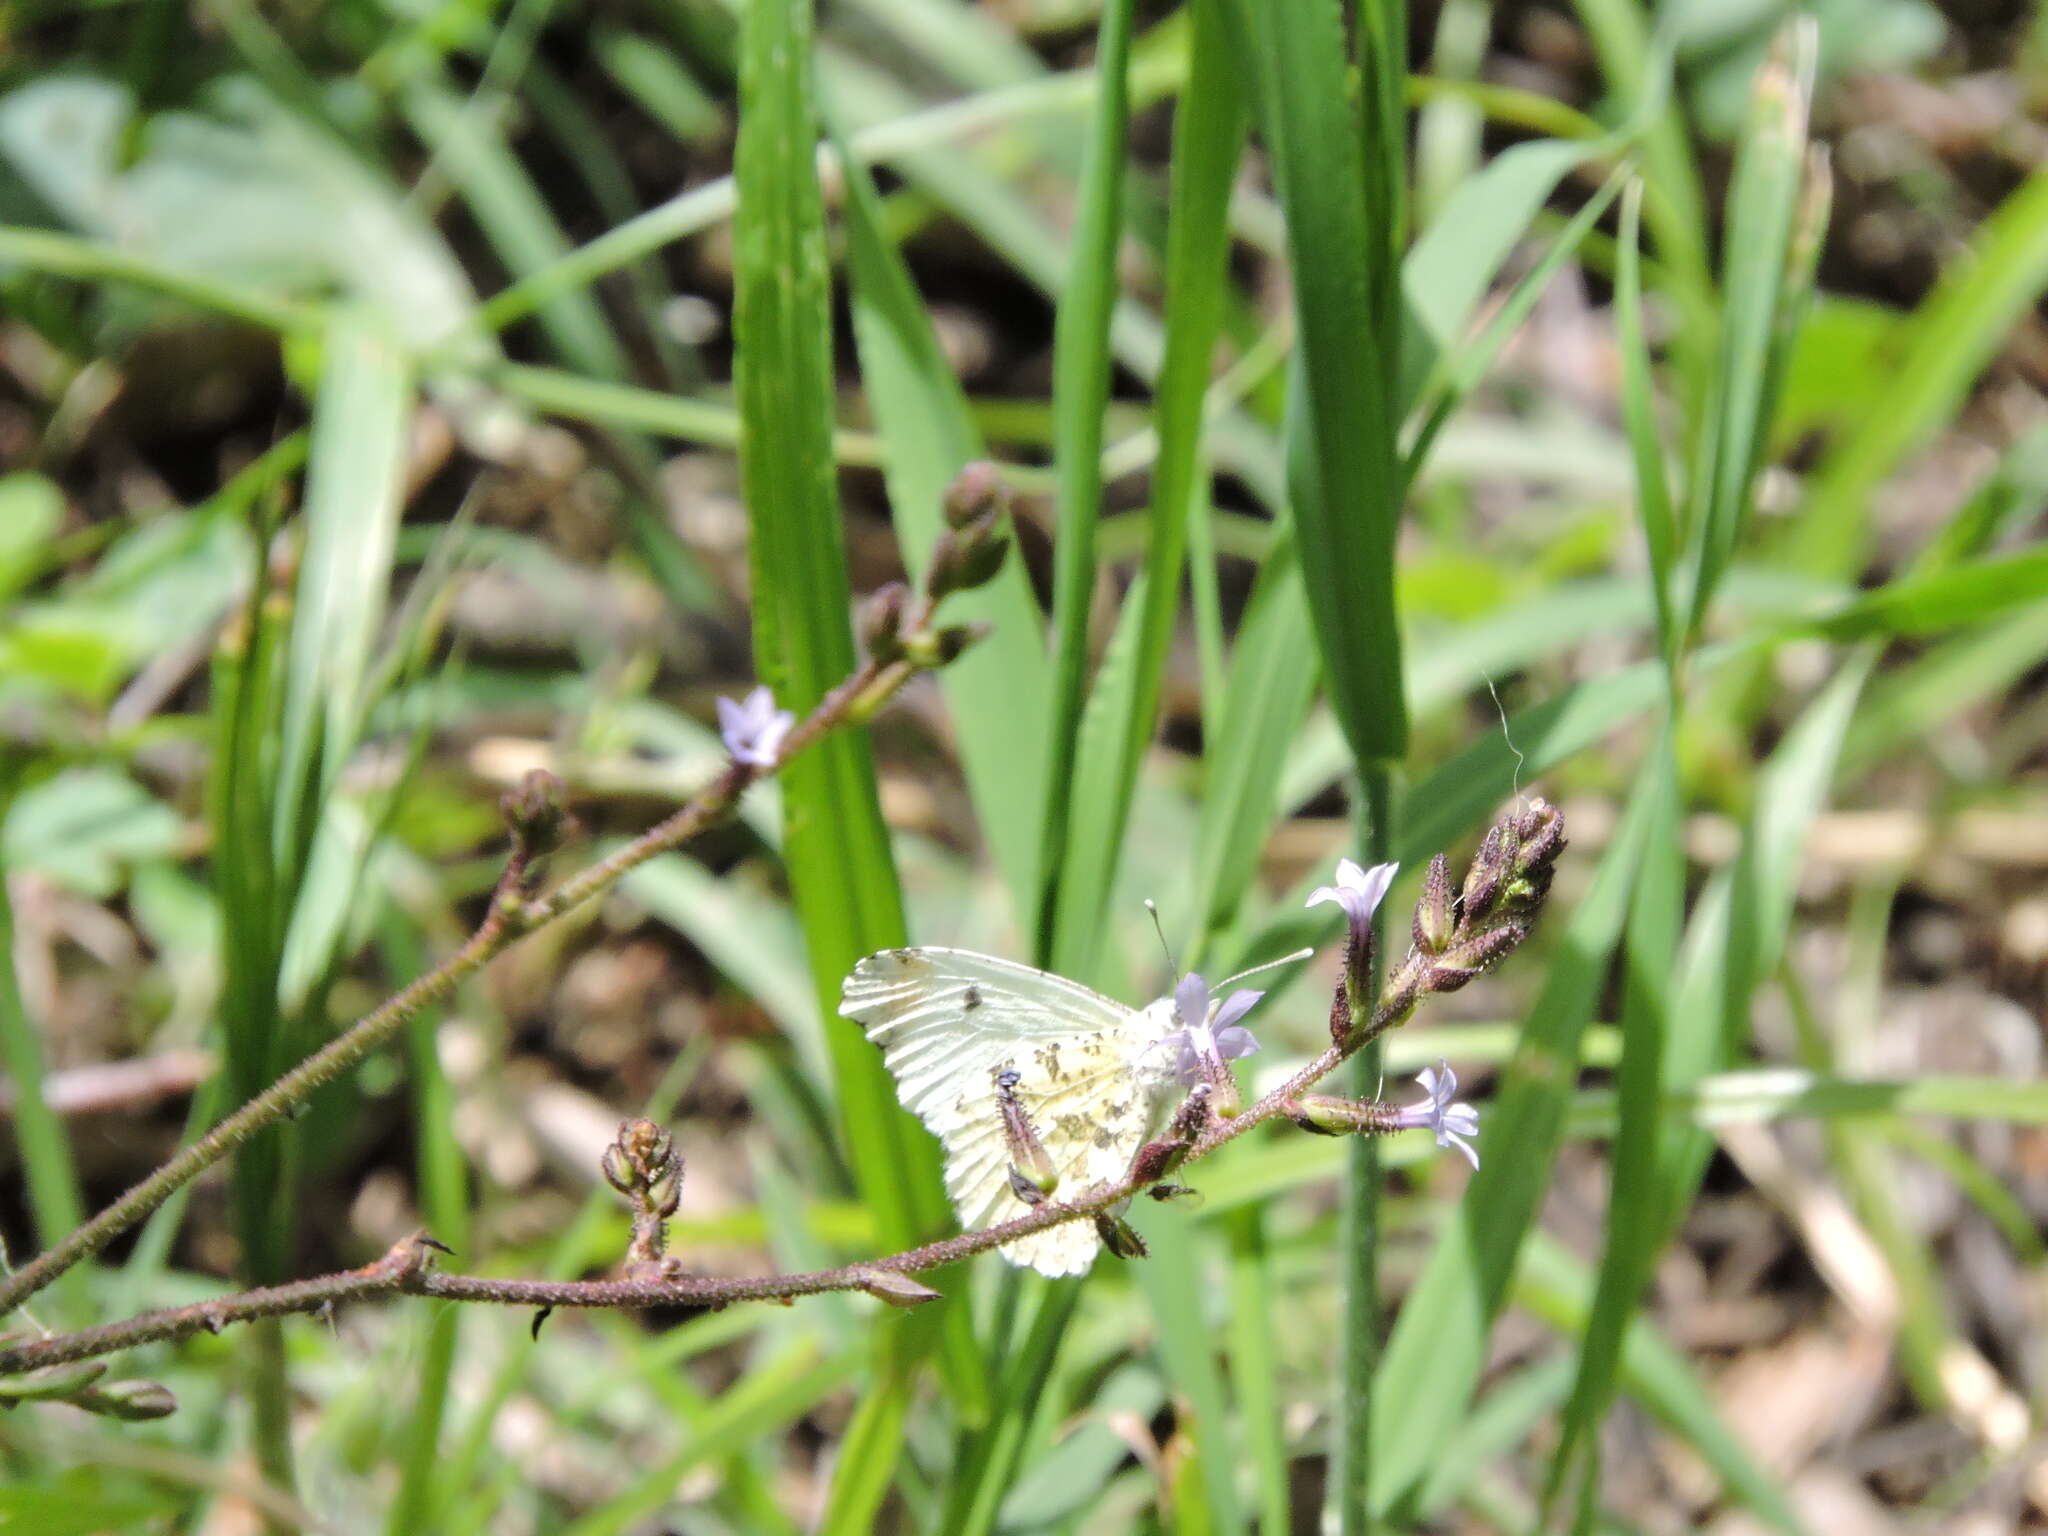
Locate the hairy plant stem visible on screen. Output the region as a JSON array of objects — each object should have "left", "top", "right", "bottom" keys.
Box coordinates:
[
  {"left": 0, "top": 1003, "right": 1426, "bottom": 1375},
  {"left": 0, "top": 640, "right": 907, "bottom": 1325}
]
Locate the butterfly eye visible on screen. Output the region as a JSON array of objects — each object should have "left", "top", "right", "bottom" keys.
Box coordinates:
[{"left": 994, "top": 1067, "right": 1022, "bottom": 1093}]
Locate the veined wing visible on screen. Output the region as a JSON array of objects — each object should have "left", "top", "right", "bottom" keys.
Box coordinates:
[{"left": 838, "top": 948, "right": 1174, "bottom": 1277}]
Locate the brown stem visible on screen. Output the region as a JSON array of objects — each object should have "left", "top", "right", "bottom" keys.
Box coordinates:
[
  {"left": 0, "top": 649, "right": 904, "bottom": 1323},
  {"left": 0, "top": 1008, "right": 1417, "bottom": 1376}
]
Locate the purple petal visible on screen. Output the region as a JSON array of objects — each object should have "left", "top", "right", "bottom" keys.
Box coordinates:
[
  {"left": 1174, "top": 972, "right": 1210, "bottom": 1028},
  {"left": 1211, "top": 988, "right": 1263, "bottom": 1032},
  {"left": 1346, "top": 860, "right": 1400, "bottom": 918},
  {"left": 1172, "top": 1035, "right": 1206, "bottom": 1086},
  {"left": 1212, "top": 1024, "right": 1260, "bottom": 1059}
]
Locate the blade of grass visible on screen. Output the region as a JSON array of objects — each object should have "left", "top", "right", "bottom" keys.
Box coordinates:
[
  {"left": 1369, "top": 755, "right": 1664, "bottom": 1520},
  {"left": 1516, "top": 1233, "right": 1804, "bottom": 1534},
  {"left": 1543, "top": 720, "right": 1683, "bottom": 1517},
  {"left": 0, "top": 784, "right": 85, "bottom": 1264},
  {"left": 1615, "top": 178, "right": 1681, "bottom": 668},
  {"left": 1797, "top": 160, "right": 2048, "bottom": 580},
  {"left": 1034, "top": 0, "right": 1135, "bottom": 961},
  {"left": 1049, "top": 0, "right": 1244, "bottom": 978},
  {"left": 1185, "top": 527, "right": 1318, "bottom": 964},
  {"left": 1226, "top": 1207, "right": 1291, "bottom": 1535},
  {"left": 833, "top": 113, "right": 1051, "bottom": 925},
  {"left": 1222, "top": 0, "right": 1407, "bottom": 769},
  {"left": 1680, "top": 20, "right": 1815, "bottom": 639},
  {"left": 730, "top": 0, "right": 979, "bottom": 1511}
]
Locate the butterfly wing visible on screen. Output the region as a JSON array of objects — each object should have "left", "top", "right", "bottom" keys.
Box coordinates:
[{"left": 839, "top": 948, "right": 1174, "bottom": 1277}]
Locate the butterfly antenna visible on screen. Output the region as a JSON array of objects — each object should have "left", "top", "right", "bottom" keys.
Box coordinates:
[
  {"left": 1215, "top": 947, "right": 1315, "bottom": 990},
  {"left": 1143, "top": 900, "right": 1180, "bottom": 978}
]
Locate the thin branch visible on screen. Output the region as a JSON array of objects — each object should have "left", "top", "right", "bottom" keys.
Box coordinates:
[
  {"left": 0, "top": 598, "right": 952, "bottom": 1323},
  {"left": 0, "top": 1037, "right": 1366, "bottom": 1376}
]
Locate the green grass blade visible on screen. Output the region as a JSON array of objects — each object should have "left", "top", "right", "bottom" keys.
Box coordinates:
[
  {"left": 400, "top": 81, "right": 630, "bottom": 384},
  {"left": 1370, "top": 759, "right": 1664, "bottom": 1520},
  {"left": 1034, "top": 0, "right": 1135, "bottom": 961},
  {"left": 833, "top": 113, "right": 1051, "bottom": 926},
  {"left": 1226, "top": 1208, "right": 1291, "bottom": 1535},
  {"left": 1132, "top": 1220, "right": 1245, "bottom": 1535},
  {"left": 0, "top": 792, "right": 85, "bottom": 1257},
  {"left": 731, "top": 0, "right": 978, "bottom": 1480},
  {"left": 1544, "top": 722, "right": 1684, "bottom": 1514},
  {"left": 1615, "top": 178, "right": 1681, "bottom": 666},
  {"left": 1516, "top": 1234, "right": 1805, "bottom": 1534},
  {"left": 1798, "top": 160, "right": 2048, "bottom": 579},
  {"left": 1186, "top": 529, "right": 1318, "bottom": 962},
  {"left": 1682, "top": 20, "right": 1815, "bottom": 637},
  {"left": 1402, "top": 164, "right": 1628, "bottom": 482},
  {"left": 1053, "top": 0, "right": 1243, "bottom": 974},
  {"left": 1223, "top": 0, "right": 1407, "bottom": 768}
]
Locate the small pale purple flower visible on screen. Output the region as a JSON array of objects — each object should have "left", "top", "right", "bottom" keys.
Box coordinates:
[
  {"left": 1391, "top": 1060, "right": 1481, "bottom": 1170},
  {"left": 1159, "top": 972, "right": 1263, "bottom": 1087},
  {"left": 1306, "top": 858, "right": 1400, "bottom": 935},
  {"left": 717, "top": 685, "right": 795, "bottom": 768}
]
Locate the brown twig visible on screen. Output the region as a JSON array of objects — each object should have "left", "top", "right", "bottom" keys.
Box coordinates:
[
  {"left": 0, "top": 593, "right": 956, "bottom": 1325},
  {"left": 0, "top": 1033, "right": 1380, "bottom": 1375}
]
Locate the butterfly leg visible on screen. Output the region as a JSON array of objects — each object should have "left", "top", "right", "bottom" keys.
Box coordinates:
[{"left": 994, "top": 1067, "right": 1060, "bottom": 1206}]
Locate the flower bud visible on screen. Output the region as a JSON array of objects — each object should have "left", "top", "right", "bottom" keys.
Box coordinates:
[
  {"left": 1426, "top": 923, "right": 1525, "bottom": 994},
  {"left": 1460, "top": 822, "right": 1516, "bottom": 924},
  {"left": 81, "top": 1378, "right": 179, "bottom": 1421},
  {"left": 1512, "top": 798, "right": 1566, "bottom": 878},
  {"left": 500, "top": 769, "right": 569, "bottom": 859},
  {"left": 942, "top": 460, "right": 1008, "bottom": 530},
  {"left": 1128, "top": 1136, "right": 1189, "bottom": 1185},
  {"left": 1413, "top": 852, "right": 1454, "bottom": 956},
  {"left": 922, "top": 623, "right": 990, "bottom": 667},
  {"left": 851, "top": 1268, "right": 943, "bottom": 1309},
  {"left": 925, "top": 526, "right": 1010, "bottom": 598},
  {"left": 859, "top": 581, "right": 911, "bottom": 665}
]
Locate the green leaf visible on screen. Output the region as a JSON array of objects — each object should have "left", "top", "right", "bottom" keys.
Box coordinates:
[
  {"left": 2, "top": 766, "right": 181, "bottom": 899},
  {"left": 731, "top": 0, "right": 980, "bottom": 1505},
  {"left": 834, "top": 112, "right": 1051, "bottom": 925},
  {"left": 1035, "top": 0, "right": 1136, "bottom": 961},
  {"left": 1222, "top": 0, "right": 1407, "bottom": 767}
]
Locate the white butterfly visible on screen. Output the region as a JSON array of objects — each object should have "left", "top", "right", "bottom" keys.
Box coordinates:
[{"left": 838, "top": 948, "right": 1268, "bottom": 1277}]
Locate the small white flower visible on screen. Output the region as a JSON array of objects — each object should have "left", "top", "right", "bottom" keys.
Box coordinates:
[
  {"left": 717, "top": 685, "right": 795, "bottom": 768},
  {"left": 1306, "top": 858, "right": 1400, "bottom": 935},
  {"left": 1393, "top": 1060, "right": 1481, "bottom": 1170}
]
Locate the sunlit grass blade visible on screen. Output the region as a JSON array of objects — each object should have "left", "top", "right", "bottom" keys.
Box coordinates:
[
  {"left": 1402, "top": 164, "right": 1628, "bottom": 483},
  {"left": 0, "top": 818, "right": 84, "bottom": 1259},
  {"left": 1056, "top": 0, "right": 1244, "bottom": 974},
  {"left": 1614, "top": 178, "right": 1682, "bottom": 666},
  {"left": 730, "top": 0, "right": 975, "bottom": 1500},
  {"left": 1132, "top": 1220, "right": 1245, "bottom": 1535},
  {"left": 1222, "top": 0, "right": 1406, "bottom": 768},
  {"left": 1034, "top": 0, "right": 1135, "bottom": 962},
  {"left": 1680, "top": 19, "right": 1815, "bottom": 638},
  {"left": 1544, "top": 721, "right": 1683, "bottom": 1517},
  {"left": 1797, "top": 159, "right": 2048, "bottom": 579},
  {"left": 833, "top": 113, "right": 1051, "bottom": 927},
  {"left": 1516, "top": 1233, "right": 1805, "bottom": 1534},
  {"left": 1370, "top": 760, "right": 1662, "bottom": 1521},
  {"left": 1186, "top": 530, "right": 1318, "bottom": 965}
]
